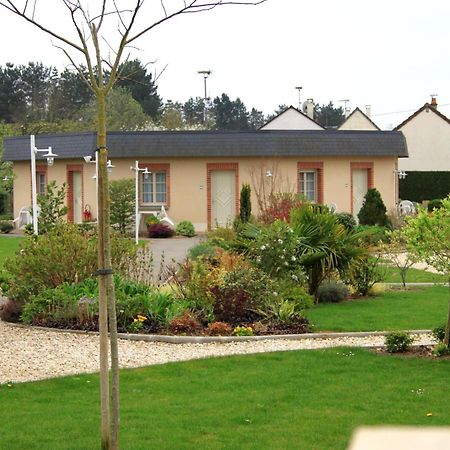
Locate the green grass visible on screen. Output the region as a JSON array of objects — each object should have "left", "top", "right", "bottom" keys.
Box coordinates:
[
  {"left": 0, "top": 348, "right": 449, "bottom": 450},
  {"left": 0, "top": 236, "right": 24, "bottom": 267},
  {"left": 307, "top": 285, "right": 449, "bottom": 332},
  {"left": 382, "top": 265, "right": 448, "bottom": 283}
]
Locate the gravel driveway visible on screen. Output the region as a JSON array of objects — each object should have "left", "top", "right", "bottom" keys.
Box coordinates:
[{"left": 0, "top": 321, "right": 434, "bottom": 384}]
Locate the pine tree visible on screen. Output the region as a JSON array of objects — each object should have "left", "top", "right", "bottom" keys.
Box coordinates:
[{"left": 357, "top": 188, "right": 388, "bottom": 226}]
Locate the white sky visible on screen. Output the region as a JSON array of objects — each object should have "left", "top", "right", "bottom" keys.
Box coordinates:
[{"left": 0, "top": 0, "right": 449, "bottom": 129}]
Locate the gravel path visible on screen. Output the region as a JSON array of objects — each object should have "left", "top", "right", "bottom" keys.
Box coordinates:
[{"left": 0, "top": 321, "right": 435, "bottom": 384}]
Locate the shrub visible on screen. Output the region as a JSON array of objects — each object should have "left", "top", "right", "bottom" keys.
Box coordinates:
[
  {"left": 432, "top": 325, "right": 445, "bottom": 343},
  {"left": 187, "top": 242, "right": 218, "bottom": 261},
  {"left": 357, "top": 188, "right": 389, "bottom": 227},
  {"left": 147, "top": 223, "right": 175, "bottom": 238},
  {"left": 0, "top": 221, "right": 13, "bottom": 233},
  {"left": 3, "top": 223, "right": 137, "bottom": 302},
  {"left": 344, "top": 255, "right": 385, "bottom": 297},
  {"left": 110, "top": 178, "right": 134, "bottom": 234},
  {"left": 232, "top": 325, "right": 254, "bottom": 336},
  {"left": 385, "top": 331, "right": 413, "bottom": 353},
  {"left": 260, "top": 193, "right": 305, "bottom": 224},
  {"left": 316, "top": 279, "right": 348, "bottom": 303},
  {"left": 432, "top": 342, "right": 450, "bottom": 357},
  {"left": 145, "top": 215, "right": 160, "bottom": 226},
  {"left": 36, "top": 181, "right": 68, "bottom": 234},
  {"left": 211, "top": 286, "right": 253, "bottom": 325},
  {"left": 206, "top": 321, "right": 232, "bottom": 336},
  {"left": 168, "top": 312, "right": 201, "bottom": 334},
  {"left": 239, "top": 183, "right": 252, "bottom": 223},
  {"left": 427, "top": 199, "right": 443, "bottom": 212},
  {"left": 0, "top": 298, "right": 23, "bottom": 322},
  {"left": 336, "top": 212, "right": 357, "bottom": 231},
  {"left": 355, "top": 225, "right": 390, "bottom": 247},
  {"left": 176, "top": 220, "right": 196, "bottom": 237}
]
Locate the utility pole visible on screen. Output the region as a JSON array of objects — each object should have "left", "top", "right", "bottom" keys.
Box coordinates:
[{"left": 198, "top": 70, "right": 211, "bottom": 123}]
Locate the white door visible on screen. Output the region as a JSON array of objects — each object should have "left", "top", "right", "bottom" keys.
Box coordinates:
[
  {"left": 73, "top": 172, "right": 82, "bottom": 223},
  {"left": 211, "top": 170, "right": 235, "bottom": 227},
  {"left": 352, "top": 169, "right": 368, "bottom": 219}
]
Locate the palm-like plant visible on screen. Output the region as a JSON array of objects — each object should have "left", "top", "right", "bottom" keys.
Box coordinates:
[{"left": 290, "top": 205, "right": 367, "bottom": 298}]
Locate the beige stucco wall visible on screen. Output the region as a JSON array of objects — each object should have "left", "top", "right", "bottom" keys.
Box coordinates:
[
  {"left": 261, "top": 108, "right": 323, "bottom": 130},
  {"left": 339, "top": 111, "right": 379, "bottom": 131},
  {"left": 398, "top": 109, "right": 450, "bottom": 171},
  {"left": 12, "top": 155, "right": 398, "bottom": 231}
]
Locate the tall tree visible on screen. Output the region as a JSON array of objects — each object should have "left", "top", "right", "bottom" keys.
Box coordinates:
[
  {"left": 116, "top": 59, "right": 161, "bottom": 120},
  {"left": 213, "top": 93, "right": 250, "bottom": 129},
  {"left": 0, "top": 1, "right": 265, "bottom": 449},
  {"left": 314, "top": 101, "right": 345, "bottom": 128},
  {"left": 0, "top": 63, "right": 25, "bottom": 122}
]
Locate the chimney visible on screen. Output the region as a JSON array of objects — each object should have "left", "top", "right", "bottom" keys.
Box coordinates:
[
  {"left": 430, "top": 95, "right": 438, "bottom": 109},
  {"left": 365, "top": 105, "right": 372, "bottom": 117},
  {"left": 306, "top": 98, "right": 314, "bottom": 120}
]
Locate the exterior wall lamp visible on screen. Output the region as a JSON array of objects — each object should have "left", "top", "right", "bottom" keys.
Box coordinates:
[{"left": 30, "top": 134, "right": 58, "bottom": 235}]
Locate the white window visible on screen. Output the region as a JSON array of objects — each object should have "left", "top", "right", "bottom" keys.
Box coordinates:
[
  {"left": 37, "top": 172, "right": 46, "bottom": 196},
  {"left": 141, "top": 171, "right": 167, "bottom": 205},
  {"left": 299, "top": 170, "right": 316, "bottom": 202}
]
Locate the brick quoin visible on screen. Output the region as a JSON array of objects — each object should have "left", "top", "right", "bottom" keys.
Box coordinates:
[{"left": 207, "top": 162, "right": 239, "bottom": 229}]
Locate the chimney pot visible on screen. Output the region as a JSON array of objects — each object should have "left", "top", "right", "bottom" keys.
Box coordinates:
[
  {"left": 430, "top": 96, "right": 438, "bottom": 109},
  {"left": 365, "top": 105, "right": 372, "bottom": 118}
]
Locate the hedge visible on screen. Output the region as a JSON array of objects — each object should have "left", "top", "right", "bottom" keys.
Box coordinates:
[{"left": 399, "top": 171, "right": 450, "bottom": 202}]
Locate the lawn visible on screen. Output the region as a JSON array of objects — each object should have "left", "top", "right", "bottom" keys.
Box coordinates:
[
  {"left": 307, "top": 285, "right": 449, "bottom": 332},
  {"left": 382, "top": 265, "right": 448, "bottom": 284},
  {"left": 0, "top": 348, "right": 448, "bottom": 450},
  {"left": 0, "top": 236, "right": 24, "bottom": 267}
]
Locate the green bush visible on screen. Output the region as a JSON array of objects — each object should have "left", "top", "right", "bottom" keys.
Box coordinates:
[
  {"left": 3, "top": 223, "right": 137, "bottom": 302},
  {"left": 344, "top": 255, "right": 385, "bottom": 297},
  {"left": 36, "top": 181, "right": 68, "bottom": 234},
  {"left": 336, "top": 212, "right": 357, "bottom": 231},
  {"left": 432, "top": 342, "right": 450, "bottom": 357},
  {"left": 432, "top": 325, "right": 445, "bottom": 343},
  {"left": 187, "top": 242, "right": 218, "bottom": 261},
  {"left": 110, "top": 178, "right": 134, "bottom": 234},
  {"left": 316, "top": 279, "right": 348, "bottom": 303},
  {"left": 175, "top": 220, "right": 196, "bottom": 237},
  {"left": 239, "top": 183, "right": 252, "bottom": 223},
  {"left": 385, "top": 331, "right": 413, "bottom": 353},
  {"left": 427, "top": 199, "right": 443, "bottom": 212},
  {"left": 0, "top": 220, "right": 13, "bottom": 233},
  {"left": 357, "top": 188, "right": 389, "bottom": 227}
]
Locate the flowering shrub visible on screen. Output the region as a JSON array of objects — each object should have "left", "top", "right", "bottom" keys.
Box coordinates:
[
  {"left": 233, "top": 326, "right": 254, "bottom": 336},
  {"left": 260, "top": 193, "right": 305, "bottom": 224},
  {"left": 242, "top": 220, "right": 305, "bottom": 281},
  {"left": 127, "top": 314, "right": 147, "bottom": 333}
]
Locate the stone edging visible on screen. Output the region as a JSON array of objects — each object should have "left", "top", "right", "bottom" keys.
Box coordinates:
[{"left": 3, "top": 321, "right": 432, "bottom": 344}]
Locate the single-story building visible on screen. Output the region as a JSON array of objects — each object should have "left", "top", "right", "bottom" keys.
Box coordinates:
[{"left": 3, "top": 130, "right": 408, "bottom": 231}]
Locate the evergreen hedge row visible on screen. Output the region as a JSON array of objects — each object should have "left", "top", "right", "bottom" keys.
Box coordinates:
[{"left": 399, "top": 171, "right": 450, "bottom": 202}]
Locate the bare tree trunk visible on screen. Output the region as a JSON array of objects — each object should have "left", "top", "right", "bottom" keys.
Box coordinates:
[{"left": 97, "top": 88, "right": 119, "bottom": 449}]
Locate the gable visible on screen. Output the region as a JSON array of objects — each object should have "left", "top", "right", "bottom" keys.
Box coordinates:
[
  {"left": 260, "top": 106, "right": 324, "bottom": 130},
  {"left": 338, "top": 108, "right": 380, "bottom": 131}
]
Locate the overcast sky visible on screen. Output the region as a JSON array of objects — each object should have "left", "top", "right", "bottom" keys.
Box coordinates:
[{"left": 0, "top": 0, "right": 449, "bottom": 129}]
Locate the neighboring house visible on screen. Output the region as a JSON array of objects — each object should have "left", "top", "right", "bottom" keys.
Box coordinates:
[
  {"left": 395, "top": 98, "right": 450, "bottom": 201},
  {"left": 3, "top": 130, "right": 407, "bottom": 231},
  {"left": 338, "top": 107, "right": 380, "bottom": 131},
  {"left": 260, "top": 104, "right": 324, "bottom": 130},
  {"left": 395, "top": 98, "right": 450, "bottom": 172}
]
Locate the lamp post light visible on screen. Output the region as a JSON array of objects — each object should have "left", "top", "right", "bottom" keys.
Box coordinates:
[
  {"left": 131, "top": 161, "right": 150, "bottom": 244},
  {"left": 30, "top": 134, "right": 58, "bottom": 235},
  {"left": 83, "top": 153, "right": 114, "bottom": 221},
  {"left": 198, "top": 69, "right": 211, "bottom": 123}
]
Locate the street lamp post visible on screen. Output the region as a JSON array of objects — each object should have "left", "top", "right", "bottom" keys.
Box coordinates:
[
  {"left": 198, "top": 70, "right": 211, "bottom": 123},
  {"left": 131, "top": 161, "right": 150, "bottom": 245},
  {"left": 30, "top": 134, "right": 58, "bottom": 235},
  {"left": 83, "top": 153, "right": 114, "bottom": 221}
]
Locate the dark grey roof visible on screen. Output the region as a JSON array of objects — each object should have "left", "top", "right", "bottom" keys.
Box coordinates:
[{"left": 2, "top": 130, "right": 408, "bottom": 162}]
